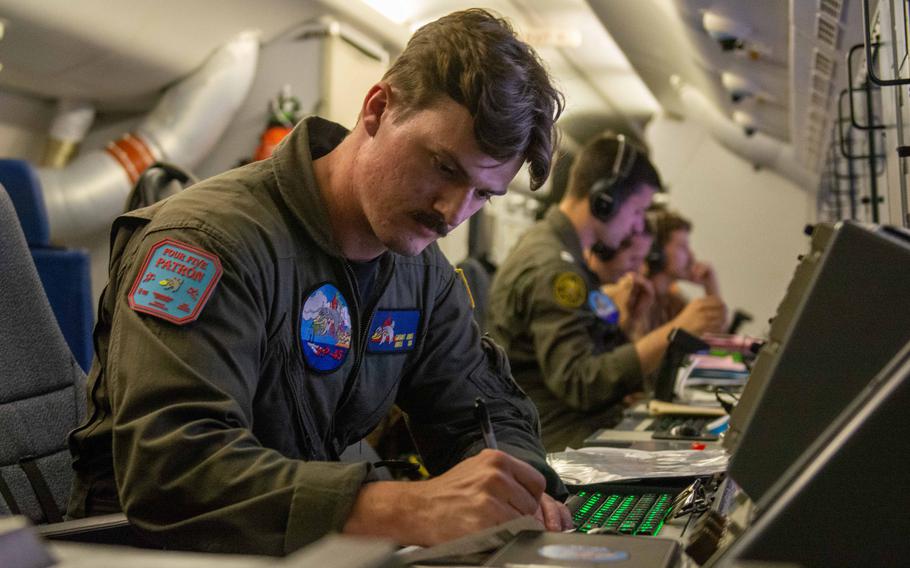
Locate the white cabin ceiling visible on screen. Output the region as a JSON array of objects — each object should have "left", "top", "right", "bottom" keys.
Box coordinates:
[{"left": 0, "top": 0, "right": 882, "bottom": 174}]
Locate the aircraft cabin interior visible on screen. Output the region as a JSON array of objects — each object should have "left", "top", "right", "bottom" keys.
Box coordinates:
[{"left": 0, "top": 1, "right": 907, "bottom": 567}]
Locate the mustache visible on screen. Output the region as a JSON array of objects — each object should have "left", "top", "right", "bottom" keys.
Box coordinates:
[{"left": 410, "top": 211, "right": 450, "bottom": 237}]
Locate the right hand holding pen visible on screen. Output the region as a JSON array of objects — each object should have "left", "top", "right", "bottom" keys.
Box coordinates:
[
  {"left": 411, "top": 449, "right": 547, "bottom": 544},
  {"left": 343, "top": 449, "right": 553, "bottom": 546}
]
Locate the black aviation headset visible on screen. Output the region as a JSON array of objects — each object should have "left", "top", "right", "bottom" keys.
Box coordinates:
[
  {"left": 588, "top": 134, "right": 640, "bottom": 222},
  {"left": 587, "top": 134, "right": 643, "bottom": 261},
  {"left": 645, "top": 209, "right": 670, "bottom": 275}
]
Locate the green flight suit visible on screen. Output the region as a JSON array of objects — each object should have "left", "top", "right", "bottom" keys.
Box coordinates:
[
  {"left": 67, "top": 117, "right": 562, "bottom": 555},
  {"left": 488, "top": 209, "right": 643, "bottom": 451}
]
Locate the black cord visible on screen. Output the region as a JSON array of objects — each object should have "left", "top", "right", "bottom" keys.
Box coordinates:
[{"left": 714, "top": 387, "right": 740, "bottom": 414}]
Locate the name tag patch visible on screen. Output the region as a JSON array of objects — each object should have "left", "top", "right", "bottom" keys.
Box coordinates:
[
  {"left": 300, "top": 283, "right": 352, "bottom": 373},
  {"left": 367, "top": 309, "right": 420, "bottom": 353},
  {"left": 588, "top": 290, "right": 619, "bottom": 325},
  {"left": 128, "top": 238, "right": 222, "bottom": 325}
]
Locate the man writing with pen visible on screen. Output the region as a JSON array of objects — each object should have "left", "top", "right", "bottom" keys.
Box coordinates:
[{"left": 67, "top": 9, "right": 573, "bottom": 555}]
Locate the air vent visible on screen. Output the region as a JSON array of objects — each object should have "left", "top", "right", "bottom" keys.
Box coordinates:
[
  {"left": 818, "top": 0, "right": 844, "bottom": 22},
  {"left": 813, "top": 48, "right": 837, "bottom": 80},
  {"left": 811, "top": 72, "right": 831, "bottom": 96},
  {"left": 816, "top": 14, "right": 840, "bottom": 50},
  {"left": 811, "top": 88, "right": 830, "bottom": 108}
]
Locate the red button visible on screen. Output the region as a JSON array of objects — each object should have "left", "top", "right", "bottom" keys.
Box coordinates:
[{"left": 691, "top": 442, "right": 706, "bottom": 450}]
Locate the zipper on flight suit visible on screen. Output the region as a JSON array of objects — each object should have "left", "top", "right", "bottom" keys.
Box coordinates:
[
  {"left": 281, "top": 343, "right": 319, "bottom": 460},
  {"left": 328, "top": 256, "right": 395, "bottom": 451}
]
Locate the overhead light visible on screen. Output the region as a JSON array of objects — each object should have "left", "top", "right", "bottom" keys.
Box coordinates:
[
  {"left": 359, "top": 0, "right": 420, "bottom": 25},
  {"left": 702, "top": 10, "right": 751, "bottom": 51},
  {"left": 721, "top": 72, "right": 758, "bottom": 103},
  {"left": 733, "top": 110, "right": 757, "bottom": 136},
  {"left": 522, "top": 27, "right": 583, "bottom": 49}
]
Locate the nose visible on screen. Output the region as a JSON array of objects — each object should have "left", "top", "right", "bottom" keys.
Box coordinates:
[{"left": 432, "top": 183, "right": 475, "bottom": 229}]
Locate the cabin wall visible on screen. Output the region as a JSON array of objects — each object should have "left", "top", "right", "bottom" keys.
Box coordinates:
[
  {"left": 645, "top": 114, "right": 811, "bottom": 337},
  {"left": 0, "top": 90, "right": 51, "bottom": 161}
]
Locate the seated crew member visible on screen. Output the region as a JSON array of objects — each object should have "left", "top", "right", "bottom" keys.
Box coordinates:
[
  {"left": 488, "top": 134, "right": 725, "bottom": 451},
  {"left": 67, "top": 10, "right": 571, "bottom": 555},
  {"left": 585, "top": 229, "right": 654, "bottom": 286},
  {"left": 636, "top": 208, "right": 725, "bottom": 339},
  {"left": 584, "top": 232, "right": 655, "bottom": 339}
]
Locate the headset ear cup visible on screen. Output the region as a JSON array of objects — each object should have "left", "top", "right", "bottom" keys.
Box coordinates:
[
  {"left": 590, "top": 189, "right": 614, "bottom": 221},
  {"left": 646, "top": 243, "right": 665, "bottom": 275}
]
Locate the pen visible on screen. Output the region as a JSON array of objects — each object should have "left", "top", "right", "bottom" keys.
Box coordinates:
[{"left": 474, "top": 397, "right": 498, "bottom": 450}]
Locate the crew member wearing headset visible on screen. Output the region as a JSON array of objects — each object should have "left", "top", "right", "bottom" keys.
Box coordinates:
[
  {"left": 636, "top": 208, "right": 725, "bottom": 339},
  {"left": 488, "top": 134, "right": 724, "bottom": 450},
  {"left": 584, "top": 229, "right": 656, "bottom": 339}
]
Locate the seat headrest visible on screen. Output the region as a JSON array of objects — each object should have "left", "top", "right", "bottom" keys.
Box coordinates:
[{"left": 0, "top": 159, "right": 50, "bottom": 246}]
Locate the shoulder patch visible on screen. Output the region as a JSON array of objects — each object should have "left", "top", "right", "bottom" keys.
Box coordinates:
[
  {"left": 588, "top": 290, "right": 620, "bottom": 324},
  {"left": 128, "top": 238, "right": 222, "bottom": 325},
  {"left": 553, "top": 272, "right": 587, "bottom": 309}
]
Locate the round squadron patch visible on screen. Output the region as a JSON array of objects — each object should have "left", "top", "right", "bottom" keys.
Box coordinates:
[
  {"left": 299, "top": 283, "right": 352, "bottom": 373},
  {"left": 128, "top": 238, "right": 222, "bottom": 325},
  {"left": 553, "top": 272, "right": 586, "bottom": 309},
  {"left": 588, "top": 290, "right": 620, "bottom": 325}
]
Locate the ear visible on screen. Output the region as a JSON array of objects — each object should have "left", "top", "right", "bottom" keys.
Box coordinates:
[{"left": 360, "top": 82, "right": 392, "bottom": 137}]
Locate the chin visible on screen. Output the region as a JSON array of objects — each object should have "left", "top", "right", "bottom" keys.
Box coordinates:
[{"left": 385, "top": 236, "right": 433, "bottom": 257}]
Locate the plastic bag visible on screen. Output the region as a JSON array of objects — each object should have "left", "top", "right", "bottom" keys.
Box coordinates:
[{"left": 548, "top": 446, "right": 729, "bottom": 485}]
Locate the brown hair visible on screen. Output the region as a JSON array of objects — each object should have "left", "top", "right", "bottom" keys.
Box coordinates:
[
  {"left": 382, "top": 9, "right": 564, "bottom": 190},
  {"left": 647, "top": 208, "right": 692, "bottom": 249},
  {"left": 564, "top": 133, "right": 662, "bottom": 202}
]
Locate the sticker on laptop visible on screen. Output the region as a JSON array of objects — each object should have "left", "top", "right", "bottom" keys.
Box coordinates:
[
  {"left": 128, "top": 238, "right": 222, "bottom": 325},
  {"left": 300, "top": 283, "right": 352, "bottom": 373},
  {"left": 538, "top": 544, "right": 629, "bottom": 563}
]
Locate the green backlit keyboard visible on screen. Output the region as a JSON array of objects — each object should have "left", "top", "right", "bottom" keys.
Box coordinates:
[{"left": 567, "top": 490, "right": 675, "bottom": 536}]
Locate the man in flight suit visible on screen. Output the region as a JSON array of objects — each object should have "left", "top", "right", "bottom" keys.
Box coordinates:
[
  {"left": 67, "top": 9, "right": 570, "bottom": 555},
  {"left": 488, "top": 134, "right": 725, "bottom": 451}
]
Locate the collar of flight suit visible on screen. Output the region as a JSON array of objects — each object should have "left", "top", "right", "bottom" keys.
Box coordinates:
[
  {"left": 271, "top": 115, "right": 350, "bottom": 259},
  {"left": 544, "top": 207, "right": 587, "bottom": 269}
]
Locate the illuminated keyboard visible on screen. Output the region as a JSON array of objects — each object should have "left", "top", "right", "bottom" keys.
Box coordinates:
[{"left": 568, "top": 490, "right": 675, "bottom": 536}]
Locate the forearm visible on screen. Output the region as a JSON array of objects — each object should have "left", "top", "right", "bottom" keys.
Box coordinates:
[
  {"left": 540, "top": 342, "right": 643, "bottom": 411},
  {"left": 343, "top": 481, "right": 425, "bottom": 544},
  {"left": 633, "top": 321, "right": 675, "bottom": 375}
]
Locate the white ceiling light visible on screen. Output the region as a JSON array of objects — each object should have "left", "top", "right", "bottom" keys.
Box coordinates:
[
  {"left": 721, "top": 72, "right": 759, "bottom": 102},
  {"left": 702, "top": 10, "right": 751, "bottom": 50},
  {"left": 522, "top": 27, "right": 583, "bottom": 49},
  {"left": 732, "top": 110, "right": 757, "bottom": 130},
  {"left": 359, "top": 0, "right": 421, "bottom": 25}
]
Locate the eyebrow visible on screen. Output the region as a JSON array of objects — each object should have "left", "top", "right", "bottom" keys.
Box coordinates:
[{"left": 439, "top": 149, "right": 509, "bottom": 196}]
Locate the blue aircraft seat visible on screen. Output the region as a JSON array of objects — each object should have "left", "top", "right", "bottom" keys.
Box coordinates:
[{"left": 0, "top": 159, "right": 93, "bottom": 372}]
